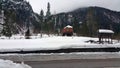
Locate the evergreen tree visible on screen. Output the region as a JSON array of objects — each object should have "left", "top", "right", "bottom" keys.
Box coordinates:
[
  {"left": 0, "top": 0, "right": 2, "bottom": 10},
  {"left": 53, "top": 15, "right": 57, "bottom": 32},
  {"left": 40, "top": 9, "right": 44, "bottom": 37},
  {"left": 46, "top": 2, "right": 51, "bottom": 17},
  {"left": 40, "top": 10, "right": 44, "bottom": 27},
  {"left": 0, "top": 0, "right": 4, "bottom": 10},
  {"left": 86, "top": 8, "right": 98, "bottom": 37},
  {"left": 1, "top": 9, "right": 13, "bottom": 38},
  {"left": 40, "top": 10, "right": 44, "bottom": 21},
  {"left": 25, "top": 28, "right": 31, "bottom": 39},
  {"left": 72, "top": 16, "right": 79, "bottom": 35},
  {"left": 2, "top": 23, "right": 12, "bottom": 38},
  {"left": 43, "top": 2, "right": 52, "bottom": 34}
]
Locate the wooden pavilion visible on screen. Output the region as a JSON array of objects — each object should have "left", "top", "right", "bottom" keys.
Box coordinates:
[{"left": 98, "top": 29, "right": 114, "bottom": 44}]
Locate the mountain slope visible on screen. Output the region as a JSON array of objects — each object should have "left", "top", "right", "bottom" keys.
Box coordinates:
[
  {"left": 52, "top": 7, "right": 120, "bottom": 36},
  {"left": 0, "top": 0, "right": 40, "bottom": 34},
  {"left": 1, "top": 1, "right": 120, "bottom": 37}
]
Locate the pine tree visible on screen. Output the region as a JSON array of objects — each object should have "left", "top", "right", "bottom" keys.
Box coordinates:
[
  {"left": 40, "top": 9, "right": 44, "bottom": 37},
  {"left": 2, "top": 23, "right": 12, "bottom": 38},
  {"left": 1, "top": 9, "right": 12, "bottom": 38},
  {"left": 73, "top": 17, "right": 79, "bottom": 35},
  {"left": 44, "top": 2, "right": 52, "bottom": 35},
  {"left": 25, "top": 16, "right": 31, "bottom": 39},
  {"left": 46, "top": 2, "right": 51, "bottom": 17},
  {"left": 25, "top": 28, "right": 31, "bottom": 39},
  {"left": 40, "top": 10, "right": 44, "bottom": 21},
  {"left": 86, "top": 8, "right": 98, "bottom": 37},
  {"left": 0, "top": 0, "right": 2, "bottom": 10}
]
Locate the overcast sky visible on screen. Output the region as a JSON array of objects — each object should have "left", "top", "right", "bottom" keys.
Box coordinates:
[{"left": 26, "top": 0, "right": 120, "bottom": 14}]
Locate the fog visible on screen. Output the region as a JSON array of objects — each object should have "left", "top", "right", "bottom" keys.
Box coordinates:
[{"left": 26, "top": 0, "right": 120, "bottom": 14}]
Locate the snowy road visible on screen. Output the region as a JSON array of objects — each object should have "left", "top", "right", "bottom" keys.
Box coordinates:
[
  {"left": 1, "top": 52, "right": 120, "bottom": 68},
  {"left": 25, "top": 59, "right": 120, "bottom": 68},
  {"left": 1, "top": 52, "right": 120, "bottom": 61}
]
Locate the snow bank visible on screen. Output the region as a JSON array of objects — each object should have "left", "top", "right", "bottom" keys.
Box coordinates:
[
  {"left": 0, "top": 36, "right": 95, "bottom": 51},
  {"left": 0, "top": 36, "right": 120, "bottom": 52},
  {"left": 0, "top": 59, "right": 31, "bottom": 68}
]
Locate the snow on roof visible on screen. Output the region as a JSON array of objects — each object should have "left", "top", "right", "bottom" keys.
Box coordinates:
[
  {"left": 66, "top": 25, "right": 73, "bottom": 28},
  {"left": 64, "top": 25, "right": 73, "bottom": 28},
  {"left": 98, "top": 29, "right": 114, "bottom": 34}
]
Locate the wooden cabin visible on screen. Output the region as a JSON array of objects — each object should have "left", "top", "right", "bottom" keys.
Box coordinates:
[
  {"left": 62, "top": 25, "right": 73, "bottom": 36},
  {"left": 98, "top": 29, "right": 114, "bottom": 44}
]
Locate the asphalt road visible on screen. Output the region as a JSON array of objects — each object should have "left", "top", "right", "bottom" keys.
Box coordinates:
[
  {"left": 1, "top": 53, "right": 120, "bottom": 68},
  {"left": 24, "top": 59, "right": 120, "bottom": 68}
]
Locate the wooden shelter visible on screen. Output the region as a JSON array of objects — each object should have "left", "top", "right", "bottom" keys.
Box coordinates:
[{"left": 98, "top": 29, "right": 114, "bottom": 44}]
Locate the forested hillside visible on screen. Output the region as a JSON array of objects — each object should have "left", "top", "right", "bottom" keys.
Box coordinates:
[
  {"left": 48, "top": 7, "right": 120, "bottom": 37},
  {"left": 0, "top": 0, "right": 40, "bottom": 35},
  {"left": 1, "top": 0, "right": 120, "bottom": 37}
]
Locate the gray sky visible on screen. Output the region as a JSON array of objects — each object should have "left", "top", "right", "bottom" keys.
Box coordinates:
[{"left": 26, "top": 0, "right": 120, "bottom": 14}]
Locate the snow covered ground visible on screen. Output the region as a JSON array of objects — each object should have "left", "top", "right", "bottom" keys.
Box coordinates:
[
  {"left": 0, "top": 59, "right": 31, "bottom": 68},
  {"left": 1, "top": 35, "right": 120, "bottom": 67},
  {"left": 0, "top": 34, "right": 120, "bottom": 52}
]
